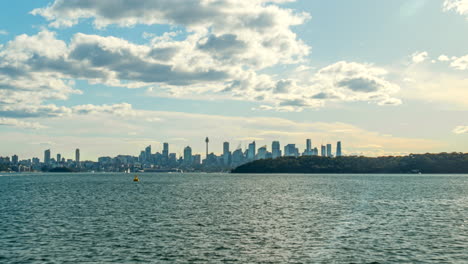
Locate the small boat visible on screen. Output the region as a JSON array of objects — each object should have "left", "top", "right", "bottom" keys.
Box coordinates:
[{"left": 133, "top": 175, "right": 139, "bottom": 182}]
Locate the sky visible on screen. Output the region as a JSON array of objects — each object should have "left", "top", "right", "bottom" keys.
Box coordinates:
[{"left": 0, "top": 0, "right": 467, "bottom": 160}]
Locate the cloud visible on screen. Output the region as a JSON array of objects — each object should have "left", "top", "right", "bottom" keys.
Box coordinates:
[
  {"left": 0, "top": 118, "right": 46, "bottom": 129},
  {"left": 438, "top": 55, "right": 450, "bottom": 61},
  {"left": 411, "top": 51, "right": 429, "bottom": 63},
  {"left": 453, "top": 125, "right": 468, "bottom": 134},
  {"left": 450, "top": 55, "right": 468, "bottom": 70},
  {"left": 0, "top": 30, "right": 7, "bottom": 35},
  {"left": 443, "top": 0, "right": 468, "bottom": 18}
]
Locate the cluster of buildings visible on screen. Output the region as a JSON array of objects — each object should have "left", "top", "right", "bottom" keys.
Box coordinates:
[{"left": 0, "top": 139, "right": 342, "bottom": 173}]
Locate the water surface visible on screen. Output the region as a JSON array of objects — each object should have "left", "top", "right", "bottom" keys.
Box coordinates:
[{"left": 0, "top": 173, "right": 467, "bottom": 263}]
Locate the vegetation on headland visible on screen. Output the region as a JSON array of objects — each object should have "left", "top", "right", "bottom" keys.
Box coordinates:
[{"left": 231, "top": 153, "right": 468, "bottom": 174}]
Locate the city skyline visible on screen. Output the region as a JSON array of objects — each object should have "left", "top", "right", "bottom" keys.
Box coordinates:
[
  {"left": 2, "top": 138, "right": 344, "bottom": 163},
  {"left": 0, "top": 0, "right": 467, "bottom": 159}
]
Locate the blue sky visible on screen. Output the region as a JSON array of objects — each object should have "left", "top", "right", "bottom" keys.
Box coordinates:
[{"left": 0, "top": 0, "right": 467, "bottom": 160}]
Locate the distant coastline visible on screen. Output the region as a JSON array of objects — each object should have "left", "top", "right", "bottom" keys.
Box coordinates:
[{"left": 231, "top": 153, "right": 468, "bottom": 174}]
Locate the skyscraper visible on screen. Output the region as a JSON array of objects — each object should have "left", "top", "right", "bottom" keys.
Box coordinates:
[
  {"left": 57, "top": 154, "right": 61, "bottom": 164},
  {"left": 162, "top": 143, "right": 169, "bottom": 158},
  {"left": 321, "top": 145, "right": 326, "bottom": 157},
  {"left": 184, "top": 146, "right": 192, "bottom": 164},
  {"left": 45, "top": 149, "right": 51, "bottom": 165},
  {"left": 284, "top": 144, "right": 299, "bottom": 157},
  {"left": 248, "top": 141, "right": 256, "bottom": 160},
  {"left": 12, "top": 155, "right": 18, "bottom": 165},
  {"left": 257, "top": 146, "right": 268, "bottom": 160},
  {"left": 223, "top": 142, "right": 231, "bottom": 166},
  {"left": 303, "top": 139, "right": 313, "bottom": 156},
  {"left": 272, "top": 141, "right": 281, "bottom": 159},
  {"left": 326, "top": 144, "right": 332, "bottom": 157},
  {"left": 75, "top": 149, "right": 80, "bottom": 164},
  {"left": 336, "top": 141, "right": 342, "bottom": 157},
  {"left": 145, "top": 145, "right": 152, "bottom": 162}
]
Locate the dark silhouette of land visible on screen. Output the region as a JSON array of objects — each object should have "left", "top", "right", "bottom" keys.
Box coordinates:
[{"left": 231, "top": 153, "right": 468, "bottom": 174}]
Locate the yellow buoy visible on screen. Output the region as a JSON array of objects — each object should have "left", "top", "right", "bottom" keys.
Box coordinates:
[{"left": 133, "top": 175, "right": 139, "bottom": 182}]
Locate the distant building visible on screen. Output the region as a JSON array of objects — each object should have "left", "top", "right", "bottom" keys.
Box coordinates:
[
  {"left": 223, "top": 142, "right": 231, "bottom": 166},
  {"left": 248, "top": 141, "right": 256, "bottom": 160},
  {"left": 75, "top": 149, "right": 80, "bottom": 164},
  {"left": 284, "top": 144, "right": 299, "bottom": 157},
  {"left": 272, "top": 141, "right": 281, "bottom": 159},
  {"left": 326, "top": 144, "right": 332, "bottom": 157},
  {"left": 321, "top": 145, "right": 326, "bottom": 157},
  {"left": 184, "top": 146, "right": 192, "bottom": 164},
  {"left": 12, "top": 155, "right": 18, "bottom": 165},
  {"left": 303, "top": 139, "right": 313, "bottom": 156},
  {"left": 193, "top": 154, "right": 201, "bottom": 165},
  {"left": 336, "top": 141, "right": 342, "bottom": 157},
  {"left": 232, "top": 148, "right": 245, "bottom": 167},
  {"left": 162, "top": 143, "right": 169, "bottom": 158},
  {"left": 56, "top": 154, "right": 61, "bottom": 164},
  {"left": 145, "top": 145, "right": 152, "bottom": 163},
  {"left": 45, "top": 149, "right": 51, "bottom": 165},
  {"left": 257, "top": 146, "right": 268, "bottom": 160},
  {"left": 205, "top": 137, "right": 209, "bottom": 159}
]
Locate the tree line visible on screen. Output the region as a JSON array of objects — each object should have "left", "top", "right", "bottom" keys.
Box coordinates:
[{"left": 231, "top": 153, "right": 468, "bottom": 174}]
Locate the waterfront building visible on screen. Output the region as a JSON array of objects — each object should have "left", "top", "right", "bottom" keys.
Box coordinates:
[
  {"left": 336, "top": 141, "right": 342, "bottom": 157},
  {"left": 272, "top": 141, "right": 281, "bottom": 159},
  {"left": 205, "top": 137, "right": 209, "bottom": 159},
  {"left": 56, "top": 154, "right": 61, "bottom": 164}
]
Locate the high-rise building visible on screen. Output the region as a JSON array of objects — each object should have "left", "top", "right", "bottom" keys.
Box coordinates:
[
  {"left": 56, "top": 154, "right": 61, "bottom": 164},
  {"left": 162, "top": 143, "right": 169, "bottom": 158},
  {"left": 223, "top": 142, "right": 231, "bottom": 166},
  {"left": 336, "top": 141, "right": 342, "bottom": 157},
  {"left": 248, "top": 141, "right": 256, "bottom": 160},
  {"left": 75, "top": 149, "right": 80, "bottom": 164},
  {"left": 12, "top": 155, "right": 18, "bottom": 165},
  {"left": 321, "top": 145, "right": 326, "bottom": 157},
  {"left": 303, "top": 139, "right": 313, "bottom": 156},
  {"left": 44, "top": 149, "right": 51, "bottom": 165},
  {"left": 284, "top": 144, "right": 299, "bottom": 157},
  {"left": 193, "top": 154, "right": 201, "bottom": 165},
  {"left": 272, "top": 141, "right": 281, "bottom": 159},
  {"left": 326, "top": 144, "right": 332, "bottom": 157},
  {"left": 257, "top": 146, "right": 268, "bottom": 160},
  {"left": 232, "top": 148, "right": 245, "bottom": 167},
  {"left": 184, "top": 146, "right": 192, "bottom": 164},
  {"left": 145, "top": 145, "right": 152, "bottom": 162}
]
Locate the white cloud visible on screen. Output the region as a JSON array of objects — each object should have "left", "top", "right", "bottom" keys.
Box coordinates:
[
  {"left": 411, "top": 51, "right": 429, "bottom": 64},
  {"left": 438, "top": 55, "right": 450, "bottom": 61},
  {"left": 0, "top": 118, "right": 46, "bottom": 129},
  {"left": 443, "top": 0, "right": 468, "bottom": 18},
  {"left": 453, "top": 125, "right": 468, "bottom": 134},
  {"left": 0, "top": 30, "right": 7, "bottom": 35},
  {"left": 450, "top": 55, "right": 468, "bottom": 70}
]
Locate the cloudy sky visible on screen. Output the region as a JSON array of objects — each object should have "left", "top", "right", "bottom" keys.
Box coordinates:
[{"left": 0, "top": 0, "right": 467, "bottom": 160}]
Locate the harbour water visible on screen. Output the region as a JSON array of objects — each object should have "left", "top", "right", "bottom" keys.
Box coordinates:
[{"left": 0, "top": 173, "right": 467, "bottom": 263}]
